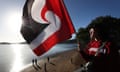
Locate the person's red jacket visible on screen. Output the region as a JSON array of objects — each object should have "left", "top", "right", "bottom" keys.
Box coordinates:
[
  {"left": 85, "top": 40, "right": 110, "bottom": 56},
  {"left": 80, "top": 40, "right": 111, "bottom": 61}
]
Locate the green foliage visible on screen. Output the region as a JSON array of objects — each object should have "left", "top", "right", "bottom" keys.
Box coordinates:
[
  {"left": 76, "top": 27, "right": 90, "bottom": 44},
  {"left": 77, "top": 15, "right": 120, "bottom": 44},
  {"left": 87, "top": 16, "right": 120, "bottom": 30}
]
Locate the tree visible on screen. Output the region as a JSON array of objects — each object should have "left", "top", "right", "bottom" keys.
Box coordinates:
[
  {"left": 87, "top": 16, "right": 120, "bottom": 42},
  {"left": 76, "top": 27, "right": 89, "bottom": 43}
]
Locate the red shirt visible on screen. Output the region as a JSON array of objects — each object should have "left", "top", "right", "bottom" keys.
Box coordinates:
[{"left": 85, "top": 40, "right": 110, "bottom": 56}]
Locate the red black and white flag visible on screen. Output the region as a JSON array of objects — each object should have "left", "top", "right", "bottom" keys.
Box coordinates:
[{"left": 21, "top": 0, "right": 75, "bottom": 56}]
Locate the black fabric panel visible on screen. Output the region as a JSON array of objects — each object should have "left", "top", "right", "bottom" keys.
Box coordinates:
[{"left": 21, "top": 0, "right": 49, "bottom": 43}]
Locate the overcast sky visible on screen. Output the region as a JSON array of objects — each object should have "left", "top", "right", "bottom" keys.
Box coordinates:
[{"left": 0, "top": 0, "right": 120, "bottom": 42}]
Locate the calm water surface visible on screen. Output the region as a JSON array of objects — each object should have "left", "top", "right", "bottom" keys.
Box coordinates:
[{"left": 0, "top": 43, "right": 77, "bottom": 72}]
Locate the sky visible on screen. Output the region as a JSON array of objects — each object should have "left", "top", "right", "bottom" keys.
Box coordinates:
[{"left": 0, "top": 0, "right": 120, "bottom": 43}]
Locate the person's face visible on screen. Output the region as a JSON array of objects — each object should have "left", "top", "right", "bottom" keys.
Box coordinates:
[{"left": 89, "top": 28, "right": 95, "bottom": 39}]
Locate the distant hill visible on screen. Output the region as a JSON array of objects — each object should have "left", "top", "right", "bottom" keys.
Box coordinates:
[
  {"left": 59, "top": 39, "right": 77, "bottom": 44},
  {"left": 18, "top": 42, "right": 27, "bottom": 44},
  {"left": 0, "top": 42, "right": 27, "bottom": 44},
  {"left": 0, "top": 42, "right": 11, "bottom": 44}
]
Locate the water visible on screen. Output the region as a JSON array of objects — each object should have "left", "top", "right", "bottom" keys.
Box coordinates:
[{"left": 0, "top": 43, "right": 77, "bottom": 72}]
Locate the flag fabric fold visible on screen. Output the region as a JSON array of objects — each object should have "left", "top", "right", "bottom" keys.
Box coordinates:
[{"left": 21, "top": 0, "right": 75, "bottom": 56}]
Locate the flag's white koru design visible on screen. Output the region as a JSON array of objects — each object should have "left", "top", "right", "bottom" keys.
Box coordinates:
[{"left": 21, "top": 0, "right": 75, "bottom": 56}]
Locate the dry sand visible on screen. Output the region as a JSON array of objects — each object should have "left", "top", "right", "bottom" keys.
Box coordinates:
[{"left": 20, "top": 49, "right": 86, "bottom": 72}]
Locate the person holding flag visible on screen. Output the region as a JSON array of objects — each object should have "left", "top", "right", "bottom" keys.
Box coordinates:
[{"left": 79, "top": 16, "right": 120, "bottom": 72}]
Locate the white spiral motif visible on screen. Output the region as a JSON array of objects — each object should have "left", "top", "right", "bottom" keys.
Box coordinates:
[
  {"left": 30, "top": 0, "right": 61, "bottom": 49},
  {"left": 31, "top": 0, "right": 47, "bottom": 23}
]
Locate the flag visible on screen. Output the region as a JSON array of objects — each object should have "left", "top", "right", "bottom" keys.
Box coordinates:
[{"left": 21, "top": 0, "right": 75, "bottom": 56}]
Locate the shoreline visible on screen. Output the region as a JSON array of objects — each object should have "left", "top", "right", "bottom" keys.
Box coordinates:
[{"left": 20, "top": 49, "right": 86, "bottom": 72}]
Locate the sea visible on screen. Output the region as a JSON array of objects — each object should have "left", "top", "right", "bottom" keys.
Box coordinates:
[{"left": 0, "top": 43, "right": 77, "bottom": 72}]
